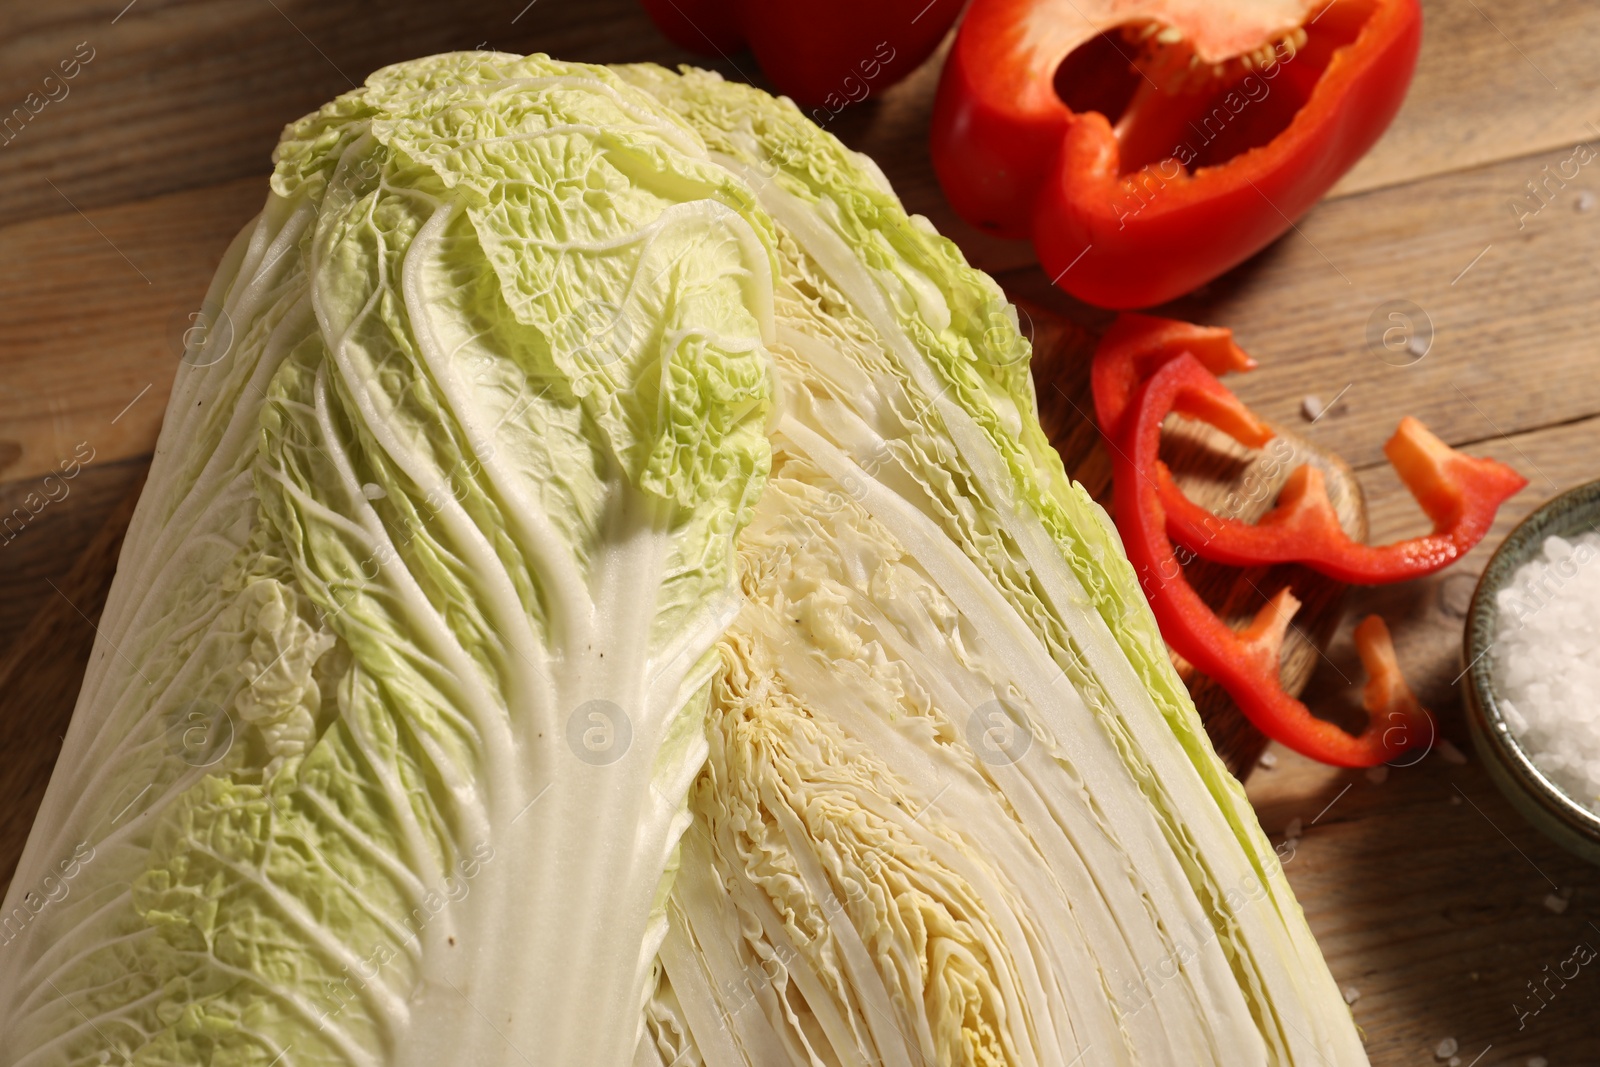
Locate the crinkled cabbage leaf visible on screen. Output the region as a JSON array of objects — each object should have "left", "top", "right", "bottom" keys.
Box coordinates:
[{"left": 0, "top": 53, "right": 1363, "bottom": 1067}]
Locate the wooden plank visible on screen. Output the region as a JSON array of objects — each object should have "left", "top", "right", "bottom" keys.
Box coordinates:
[
  {"left": 0, "top": 467, "right": 143, "bottom": 893},
  {"left": 0, "top": 0, "right": 739, "bottom": 230},
  {"left": 0, "top": 177, "right": 262, "bottom": 482},
  {"left": 1002, "top": 136, "right": 1600, "bottom": 470},
  {"left": 2, "top": 316, "right": 1589, "bottom": 1064},
  {"left": 3, "top": 1, "right": 1599, "bottom": 1059},
  {"left": 0, "top": 456, "right": 149, "bottom": 654},
  {"left": 0, "top": 305, "right": 1583, "bottom": 1061},
  {"left": 4, "top": 5, "right": 1596, "bottom": 490},
  {"left": 1328, "top": 0, "right": 1600, "bottom": 199},
  {"left": 1254, "top": 749, "right": 1600, "bottom": 1065},
  {"left": 1, "top": 127, "right": 1585, "bottom": 781}
]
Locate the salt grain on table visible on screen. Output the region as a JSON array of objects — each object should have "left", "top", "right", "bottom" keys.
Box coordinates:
[{"left": 1493, "top": 532, "right": 1600, "bottom": 815}]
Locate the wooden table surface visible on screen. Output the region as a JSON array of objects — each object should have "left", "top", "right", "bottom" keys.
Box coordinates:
[{"left": 3, "top": 2, "right": 1599, "bottom": 1063}]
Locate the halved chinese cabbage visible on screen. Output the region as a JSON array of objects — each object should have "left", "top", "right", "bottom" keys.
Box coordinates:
[{"left": 0, "top": 54, "right": 1363, "bottom": 1067}]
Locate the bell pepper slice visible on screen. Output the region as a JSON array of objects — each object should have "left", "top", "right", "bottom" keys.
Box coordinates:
[
  {"left": 1159, "top": 418, "right": 1527, "bottom": 582},
  {"left": 1352, "top": 614, "right": 1432, "bottom": 755},
  {"left": 1112, "top": 352, "right": 1429, "bottom": 766},
  {"left": 639, "top": 0, "right": 964, "bottom": 110},
  {"left": 1093, "top": 313, "right": 1527, "bottom": 585},
  {"left": 931, "top": 0, "right": 1422, "bottom": 308},
  {"left": 1092, "top": 311, "right": 1256, "bottom": 442}
]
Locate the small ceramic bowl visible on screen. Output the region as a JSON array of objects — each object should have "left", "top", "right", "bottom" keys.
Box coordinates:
[{"left": 1463, "top": 478, "right": 1600, "bottom": 868}]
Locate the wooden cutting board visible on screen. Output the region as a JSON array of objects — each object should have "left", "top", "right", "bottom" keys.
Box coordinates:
[
  {"left": 0, "top": 299, "right": 1363, "bottom": 892},
  {"left": 1026, "top": 303, "right": 1365, "bottom": 771}
]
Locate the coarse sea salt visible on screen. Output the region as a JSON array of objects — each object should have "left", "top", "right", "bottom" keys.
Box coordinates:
[{"left": 1492, "top": 531, "right": 1600, "bottom": 815}]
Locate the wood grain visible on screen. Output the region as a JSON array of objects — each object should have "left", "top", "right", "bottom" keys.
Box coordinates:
[
  {"left": 0, "top": 177, "right": 263, "bottom": 482},
  {"left": 1, "top": 0, "right": 1590, "bottom": 256},
  {"left": 5, "top": 9, "right": 1597, "bottom": 489},
  {"left": 0, "top": 456, "right": 150, "bottom": 660},
  {"left": 0, "top": 467, "right": 143, "bottom": 890},
  {"left": 1178, "top": 137, "right": 1600, "bottom": 473},
  {"left": 1249, "top": 746, "right": 1600, "bottom": 1065},
  {"left": 0, "top": 0, "right": 738, "bottom": 230},
  {"left": 1327, "top": 0, "right": 1600, "bottom": 198}
]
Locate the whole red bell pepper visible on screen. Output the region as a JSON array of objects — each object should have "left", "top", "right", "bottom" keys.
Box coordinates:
[
  {"left": 931, "top": 0, "right": 1422, "bottom": 308},
  {"left": 1113, "top": 353, "right": 1431, "bottom": 766},
  {"left": 639, "top": 0, "right": 964, "bottom": 112}
]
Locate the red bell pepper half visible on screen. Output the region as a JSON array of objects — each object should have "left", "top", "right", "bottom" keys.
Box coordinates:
[
  {"left": 1094, "top": 314, "right": 1527, "bottom": 585},
  {"left": 931, "top": 0, "right": 1422, "bottom": 308},
  {"left": 639, "top": 0, "right": 964, "bottom": 112},
  {"left": 1112, "top": 353, "right": 1430, "bottom": 766}
]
